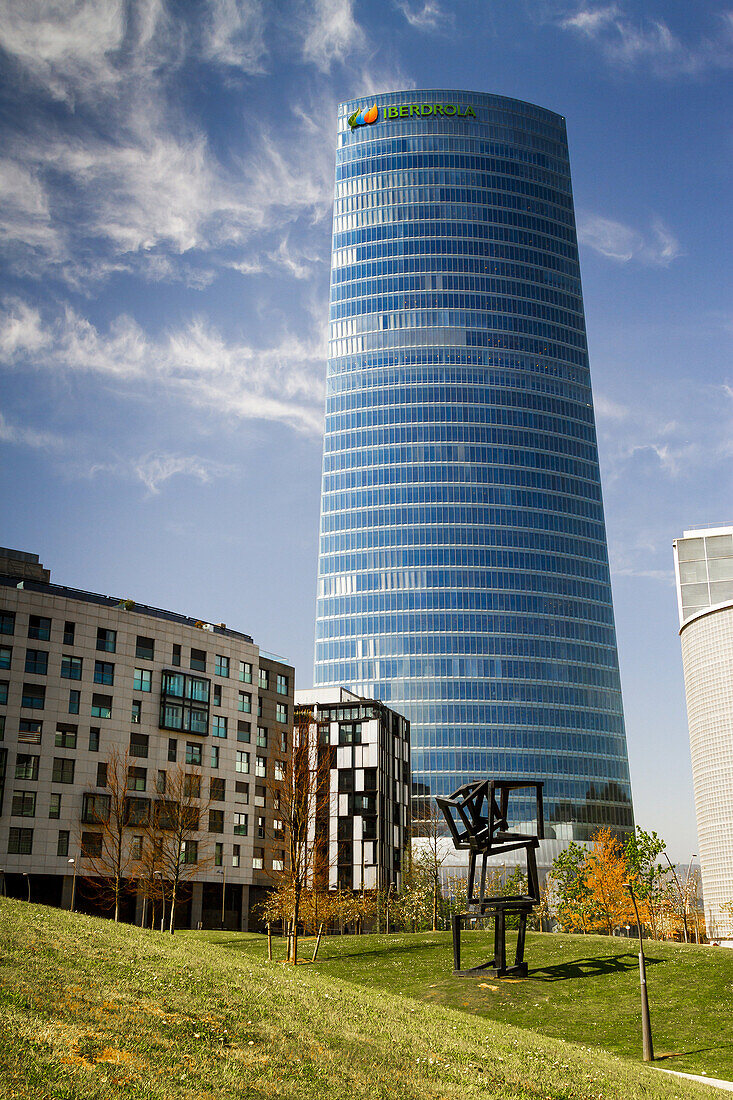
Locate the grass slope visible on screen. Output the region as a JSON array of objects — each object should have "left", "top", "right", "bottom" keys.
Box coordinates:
[
  {"left": 216, "top": 927, "right": 733, "bottom": 1083},
  {"left": 0, "top": 900, "right": 717, "bottom": 1100}
]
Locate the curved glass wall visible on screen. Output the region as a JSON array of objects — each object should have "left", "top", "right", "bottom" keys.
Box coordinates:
[{"left": 314, "top": 90, "right": 633, "bottom": 840}]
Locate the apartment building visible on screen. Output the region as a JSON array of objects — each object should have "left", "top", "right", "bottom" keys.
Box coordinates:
[
  {"left": 295, "top": 687, "right": 410, "bottom": 893},
  {"left": 0, "top": 548, "right": 293, "bottom": 930}
]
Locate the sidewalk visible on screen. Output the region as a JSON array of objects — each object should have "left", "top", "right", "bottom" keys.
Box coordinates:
[{"left": 656, "top": 1068, "right": 733, "bottom": 1092}]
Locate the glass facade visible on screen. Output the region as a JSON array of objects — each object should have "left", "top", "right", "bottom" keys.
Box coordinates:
[{"left": 314, "top": 90, "right": 633, "bottom": 841}]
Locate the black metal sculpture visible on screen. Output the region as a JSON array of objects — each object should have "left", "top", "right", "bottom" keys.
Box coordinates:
[{"left": 437, "top": 779, "right": 544, "bottom": 978}]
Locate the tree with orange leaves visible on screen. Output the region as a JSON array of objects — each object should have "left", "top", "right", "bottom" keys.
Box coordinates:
[{"left": 584, "top": 827, "right": 632, "bottom": 935}]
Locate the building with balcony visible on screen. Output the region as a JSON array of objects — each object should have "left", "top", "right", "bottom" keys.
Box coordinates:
[{"left": 0, "top": 547, "right": 293, "bottom": 929}]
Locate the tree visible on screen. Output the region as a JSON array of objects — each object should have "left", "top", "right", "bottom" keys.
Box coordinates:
[
  {"left": 624, "top": 827, "right": 667, "bottom": 938},
  {"left": 78, "top": 747, "right": 139, "bottom": 921},
  {"left": 550, "top": 841, "right": 594, "bottom": 933},
  {"left": 584, "top": 827, "right": 631, "bottom": 935},
  {"left": 142, "top": 764, "right": 212, "bottom": 933},
  {"left": 411, "top": 801, "right": 449, "bottom": 930}
]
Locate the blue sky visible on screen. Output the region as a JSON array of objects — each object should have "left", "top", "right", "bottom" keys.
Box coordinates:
[{"left": 1, "top": 0, "right": 731, "bottom": 859}]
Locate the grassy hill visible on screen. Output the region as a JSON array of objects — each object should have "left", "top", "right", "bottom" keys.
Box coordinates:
[{"left": 0, "top": 899, "right": 722, "bottom": 1100}]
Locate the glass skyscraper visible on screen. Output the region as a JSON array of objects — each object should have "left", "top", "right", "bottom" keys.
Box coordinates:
[{"left": 314, "top": 90, "right": 633, "bottom": 843}]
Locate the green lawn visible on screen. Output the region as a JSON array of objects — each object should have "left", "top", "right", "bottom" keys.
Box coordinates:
[
  {"left": 210, "top": 925, "right": 733, "bottom": 1083},
  {"left": 0, "top": 899, "right": 723, "bottom": 1100}
]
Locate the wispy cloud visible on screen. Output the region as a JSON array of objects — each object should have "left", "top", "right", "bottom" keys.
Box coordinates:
[
  {"left": 201, "top": 0, "right": 267, "bottom": 73},
  {"left": 394, "top": 1, "right": 453, "bottom": 32},
  {"left": 0, "top": 298, "right": 326, "bottom": 436},
  {"left": 0, "top": 409, "right": 62, "bottom": 450},
  {"left": 577, "top": 213, "right": 682, "bottom": 266},
  {"left": 301, "top": 0, "right": 364, "bottom": 72},
  {"left": 557, "top": 4, "right": 733, "bottom": 76},
  {"left": 88, "top": 451, "right": 233, "bottom": 494}
]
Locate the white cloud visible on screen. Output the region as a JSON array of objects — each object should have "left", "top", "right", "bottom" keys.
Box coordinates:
[
  {"left": 132, "top": 452, "right": 231, "bottom": 494},
  {"left": 577, "top": 213, "right": 682, "bottom": 266},
  {"left": 201, "top": 0, "right": 267, "bottom": 72},
  {"left": 0, "top": 408, "right": 62, "bottom": 450},
  {"left": 394, "top": 1, "right": 452, "bottom": 32},
  {"left": 0, "top": 299, "right": 326, "bottom": 436},
  {"left": 301, "top": 0, "right": 364, "bottom": 72},
  {"left": 558, "top": 4, "right": 733, "bottom": 76}
]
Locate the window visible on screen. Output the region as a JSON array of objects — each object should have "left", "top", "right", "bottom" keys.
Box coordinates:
[
  {"left": 238, "top": 661, "right": 252, "bottom": 683},
  {"left": 215, "top": 655, "right": 229, "bottom": 677},
  {"left": 272, "top": 791, "right": 280, "bottom": 811},
  {"left": 94, "top": 660, "right": 114, "bottom": 685},
  {"left": 210, "top": 744, "right": 220, "bottom": 769},
  {"left": 9, "top": 827, "right": 33, "bottom": 854},
  {"left": 339, "top": 723, "right": 361, "bottom": 745},
  {"left": 275, "top": 703, "right": 287, "bottom": 724},
  {"left": 257, "top": 698, "right": 262, "bottom": 718},
  {"left": 235, "top": 750, "right": 250, "bottom": 773},
  {"left": 130, "top": 700, "right": 141, "bottom": 725},
  {"left": 235, "top": 780, "right": 249, "bottom": 799},
  {"left": 274, "top": 760, "right": 285, "bottom": 781},
  {"left": 168, "top": 739, "right": 177, "bottom": 762},
  {"left": 280, "top": 731, "right": 288, "bottom": 753},
  {"left": 82, "top": 792, "right": 110, "bottom": 823},
  {"left": 214, "top": 841, "right": 223, "bottom": 867},
  {"left": 81, "top": 832, "right": 102, "bottom": 858},
  {"left": 185, "top": 742, "right": 202, "bottom": 766},
  {"left": 127, "top": 767, "right": 146, "bottom": 792},
  {"left": 18, "top": 718, "right": 42, "bottom": 744},
  {"left": 254, "top": 785, "right": 265, "bottom": 807},
  {"left": 0, "top": 645, "right": 10, "bottom": 669},
  {"left": 155, "top": 801, "right": 178, "bottom": 830},
  {"left": 12, "top": 790, "right": 36, "bottom": 817},
  {"left": 0, "top": 714, "right": 4, "bottom": 739},
  {"left": 28, "top": 615, "right": 51, "bottom": 641},
  {"left": 53, "top": 758, "right": 75, "bottom": 784},
  {"left": 190, "top": 648, "right": 206, "bottom": 672},
  {"left": 234, "top": 812, "right": 248, "bottom": 836},
  {"left": 61, "top": 655, "right": 82, "bottom": 680},
  {"left": 184, "top": 773, "right": 200, "bottom": 798},
  {"left": 276, "top": 673, "right": 288, "bottom": 695},
  {"left": 130, "top": 732, "right": 149, "bottom": 758},
  {"left": 181, "top": 839, "right": 198, "bottom": 864},
  {"left": 232, "top": 844, "right": 240, "bottom": 867},
  {"left": 133, "top": 668, "right": 152, "bottom": 692},
  {"left": 256, "top": 756, "right": 266, "bottom": 778},
  {"left": 63, "top": 621, "right": 75, "bottom": 646},
  {"left": 238, "top": 691, "right": 251, "bottom": 713},
  {"left": 237, "top": 721, "right": 251, "bottom": 742},
  {"left": 273, "top": 851, "right": 285, "bottom": 872},
  {"left": 96, "top": 627, "right": 116, "bottom": 653},
  {"left": 0, "top": 680, "right": 7, "bottom": 705},
  {"left": 15, "top": 754, "right": 39, "bottom": 780},
  {"left": 160, "top": 671, "right": 210, "bottom": 735},
  {"left": 55, "top": 724, "right": 77, "bottom": 749},
  {"left": 209, "top": 809, "right": 224, "bottom": 833},
  {"left": 124, "top": 798, "right": 149, "bottom": 826},
  {"left": 131, "top": 835, "right": 143, "bottom": 860},
  {"left": 91, "top": 694, "right": 112, "bottom": 719},
  {"left": 96, "top": 762, "right": 108, "bottom": 787},
  {"left": 212, "top": 716, "right": 227, "bottom": 739},
  {"left": 89, "top": 727, "right": 100, "bottom": 752},
  {"left": 257, "top": 815, "right": 265, "bottom": 839},
  {"left": 22, "top": 683, "right": 45, "bottom": 709},
  {"left": 258, "top": 668, "right": 269, "bottom": 690},
  {"left": 273, "top": 818, "right": 284, "bottom": 836},
  {"left": 252, "top": 846, "right": 264, "bottom": 870},
  {"left": 25, "top": 650, "right": 48, "bottom": 675},
  {"left": 68, "top": 689, "right": 80, "bottom": 714},
  {"left": 213, "top": 684, "right": 222, "bottom": 707},
  {"left": 0, "top": 611, "right": 15, "bottom": 635},
  {"left": 156, "top": 770, "right": 166, "bottom": 793},
  {"left": 210, "top": 777, "right": 225, "bottom": 801},
  {"left": 256, "top": 728, "right": 268, "bottom": 748},
  {"left": 136, "top": 636, "right": 155, "bottom": 661},
  {"left": 57, "top": 831, "right": 69, "bottom": 857},
  {"left": 172, "top": 643, "right": 181, "bottom": 667},
  {"left": 49, "top": 793, "right": 61, "bottom": 819}
]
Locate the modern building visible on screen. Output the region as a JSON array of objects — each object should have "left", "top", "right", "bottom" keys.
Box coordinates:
[
  {"left": 0, "top": 547, "right": 294, "bottom": 929},
  {"left": 294, "top": 688, "right": 410, "bottom": 892},
  {"left": 674, "top": 526, "right": 733, "bottom": 941},
  {"left": 313, "top": 90, "right": 634, "bottom": 849}
]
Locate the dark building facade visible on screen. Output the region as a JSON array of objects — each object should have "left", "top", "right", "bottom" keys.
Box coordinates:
[{"left": 313, "top": 91, "right": 634, "bottom": 846}]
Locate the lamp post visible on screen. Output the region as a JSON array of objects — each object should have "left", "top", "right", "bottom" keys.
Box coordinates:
[
  {"left": 68, "top": 857, "right": 77, "bottom": 912},
  {"left": 624, "top": 881, "right": 654, "bottom": 1061},
  {"left": 22, "top": 872, "right": 30, "bottom": 903}
]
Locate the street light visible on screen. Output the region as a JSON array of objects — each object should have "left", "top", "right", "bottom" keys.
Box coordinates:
[
  {"left": 624, "top": 881, "right": 654, "bottom": 1062},
  {"left": 68, "top": 857, "right": 77, "bottom": 912},
  {"left": 22, "top": 872, "right": 30, "bottom": 903}
]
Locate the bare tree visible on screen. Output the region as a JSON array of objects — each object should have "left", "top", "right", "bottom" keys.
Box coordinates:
[
  {"left": 412, "top": 801, "right": 450, "bottom": 930},
  {"left": 78, "top": 747, "right": 140, "bottom": 921}
]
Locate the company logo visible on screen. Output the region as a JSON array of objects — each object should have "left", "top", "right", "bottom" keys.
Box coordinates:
[
  {"left": 386, "top": 102, "right": 476, "bottom": 119},
  {"left": 348, "top": 103, "right": 378, "bottom": 130}
]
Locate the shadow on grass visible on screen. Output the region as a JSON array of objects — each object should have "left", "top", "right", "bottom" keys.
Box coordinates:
[
  {"left": 316, "top": 940, "right": 448, "bottom": 962},
  {"left": 530, "top": 953, "right": 665, "bottom": 981}
]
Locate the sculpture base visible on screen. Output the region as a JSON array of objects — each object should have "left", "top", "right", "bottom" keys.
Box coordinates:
[{"left": 452, "top": 902, "right": 534, "bottom": 979}]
